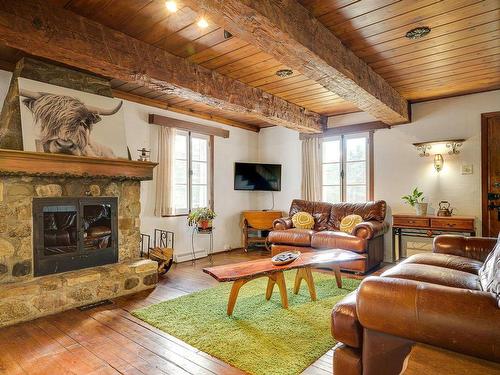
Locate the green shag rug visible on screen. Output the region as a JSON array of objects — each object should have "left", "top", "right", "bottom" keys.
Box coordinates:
[{"left": 132, "top": 271, "right": 360, "bottom": 375}]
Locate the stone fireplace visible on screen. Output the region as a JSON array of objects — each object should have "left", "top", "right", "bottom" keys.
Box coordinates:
[{"left": 0, "top": 173, "right": 158, "bottom": 327}]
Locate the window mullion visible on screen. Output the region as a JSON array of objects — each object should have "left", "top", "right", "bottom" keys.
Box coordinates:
[{"left": 188, "top": 132, "right": 193, "bottom": 212}]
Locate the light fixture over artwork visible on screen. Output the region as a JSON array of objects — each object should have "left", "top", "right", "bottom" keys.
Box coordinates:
[
  {"left": 412, "top": 139, "right": 466, "bottom": 172},
  {"left": 165, "top": 1, "right": 177, "bottom": 13}
]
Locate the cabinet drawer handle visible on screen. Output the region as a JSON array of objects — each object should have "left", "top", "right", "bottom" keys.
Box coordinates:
[
  {"left": 408, "top": 220, "right": 415, "bottom": 224},
  {"left": 447, "top": 223, "right": 456, "bottom": 227}
]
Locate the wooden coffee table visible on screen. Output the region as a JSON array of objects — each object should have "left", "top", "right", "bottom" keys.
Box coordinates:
[{"left": 203, "top": 249, "right": 364, "bottom": 316}]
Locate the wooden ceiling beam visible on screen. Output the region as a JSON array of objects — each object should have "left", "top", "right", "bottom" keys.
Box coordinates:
[
  {"left": 0, "top": 0, "right": 322, "bottom": 133},
  {"left": 113, "top": 90, "right": 261, "bottom": 133},
  {"left": 182, "top": 0, "right": 410, "bottom": 125}
]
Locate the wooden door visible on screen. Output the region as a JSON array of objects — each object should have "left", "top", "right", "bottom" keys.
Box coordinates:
[{"left": 481, "top": 112, "right": 500, "bottom": 237}]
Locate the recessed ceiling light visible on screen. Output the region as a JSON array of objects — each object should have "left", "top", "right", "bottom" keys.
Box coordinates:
[
  {"left": 197, "top": 17, "right": 209, "bottom": 29},
  {"left": 405, "top": 26, "right": 431, "bottom": 40},
  {"left": 165, "top": 1, "right": 177, "bottom": 13},
  {"left": 276, "top": 69, "right": 293, "bottom": 77}
]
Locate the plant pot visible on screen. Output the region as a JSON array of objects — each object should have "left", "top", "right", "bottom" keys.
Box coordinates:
[
  {"left": 198, "top": 220, "right": 212, "bottom": 230},
  {"left": 415, "top": 203, "right": 428, "bottom": 216}
]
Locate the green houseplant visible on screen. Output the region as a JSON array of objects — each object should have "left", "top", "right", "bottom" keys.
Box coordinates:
[
  {"left": 402, "top": 187, "right": 428, "bottom": 216},
  {"left": 187, "top": 207, "right": 216, "bottom": 230}
]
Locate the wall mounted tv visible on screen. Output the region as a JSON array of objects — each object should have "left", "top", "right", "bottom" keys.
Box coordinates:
[{"left": 234, "top": 162, "right": 282, "bottom": 191}]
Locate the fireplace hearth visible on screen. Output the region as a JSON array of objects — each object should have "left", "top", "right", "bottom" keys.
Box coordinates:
[{"left": 33, "top": 197, "right": 118, "bottom": 277}]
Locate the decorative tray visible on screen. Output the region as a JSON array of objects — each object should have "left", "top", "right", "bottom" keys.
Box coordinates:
[{"left": 271, "top": 251, "right": 301, "bottom": 266}]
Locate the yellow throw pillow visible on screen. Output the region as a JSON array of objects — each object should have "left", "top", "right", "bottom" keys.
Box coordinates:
[
  {"left": 292, "top": 211, "right": 315, "bottom": 229},
  {"left": 340, "top": 214, "right": 363, "bottom": 233}
]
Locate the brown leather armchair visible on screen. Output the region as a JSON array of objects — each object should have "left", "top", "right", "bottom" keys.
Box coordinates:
[
  {"left": 331, "top": 235, "right": 500, "bottom": 375},
  {"left": 268, "top": 199, "right": 389, "bottom": 273}
]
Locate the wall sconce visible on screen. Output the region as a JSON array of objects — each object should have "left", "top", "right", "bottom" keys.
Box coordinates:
[
  {"left": 434, "top": 154, "right": 444, "bottom": 172},
  {"left": 413, "top": 139, "right": 465, "bottom": 172}
]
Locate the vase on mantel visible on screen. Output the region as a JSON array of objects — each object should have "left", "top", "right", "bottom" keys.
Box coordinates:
[{"left": 415, "top": 203, "right": 428, "bottom": 216}]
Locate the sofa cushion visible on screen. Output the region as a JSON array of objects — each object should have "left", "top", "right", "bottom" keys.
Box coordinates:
[
  {"left": 311, "top": 231, "right": 367, "bottom": 253},
  {"left": 331, "top": 291, "right": 363, "bottom": 348},
  {"left": 402, "top": 253, "right": 483, "bottom": 275},
  {"left": 340, "top": 214, "right": 363, "bottom": 234},
  {"left": 291, "top": 211, "right": 315, "bottom": 229},
  {"left": 268, "top": 228, "right": 315, "bottom": 246},
  {"left": 478, "top": 235, "right": 499, "bottom": 303},
  {"left": 381, "top": 263, "right": 481, "bottom": 290}
]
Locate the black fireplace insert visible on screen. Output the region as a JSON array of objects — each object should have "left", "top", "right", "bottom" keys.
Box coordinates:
[{"left": 33, "top": 197, "right": 118, "bottom": 277}]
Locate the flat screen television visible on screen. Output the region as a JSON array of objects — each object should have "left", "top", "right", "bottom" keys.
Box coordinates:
[{"left": 234, "top": 162, "right": 282, "bottom": 191}]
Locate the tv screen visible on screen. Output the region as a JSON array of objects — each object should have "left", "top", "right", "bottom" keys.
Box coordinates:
[{"left": 234, "top": 163, "right": 282, "bottom": 191}]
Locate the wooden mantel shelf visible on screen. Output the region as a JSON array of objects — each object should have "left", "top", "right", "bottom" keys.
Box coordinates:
[{"left": 0, "top": 149, "right": 157, "bottom": 181}]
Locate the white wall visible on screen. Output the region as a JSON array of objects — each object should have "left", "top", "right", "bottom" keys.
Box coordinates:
[
  {"left": 122, "top": 101, "right": 259, "bottom": 262},
  {"left": 254, "top": 126, "right": 302, "bottom": 214},
  {"left": 374, "top": 90, "right": 500, "bottom": 259},
  {"left": 256, "top": 90, "right": 500, "bottom": 260}
]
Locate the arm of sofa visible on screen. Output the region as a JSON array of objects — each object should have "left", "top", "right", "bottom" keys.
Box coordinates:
[
  {"left": 433, "top": 235, "right": 497, "bottom": 262},
  {"left": 273, "top": 217, "right": 293, "bottom": 230},
  {"left": 352, "top": 221, "right": 389, "bottom": 240},
  {"left": 356, "top": 277, "right": 500, "bottom": 362}
]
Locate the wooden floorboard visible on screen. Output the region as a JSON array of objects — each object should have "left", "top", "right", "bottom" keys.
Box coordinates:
[{"left": 0, "top": 248, "right": 389, "bottom": 375}]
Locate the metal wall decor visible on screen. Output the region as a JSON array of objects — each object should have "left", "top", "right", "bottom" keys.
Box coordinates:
[
  {"left": 405, "top": 26, "right": 431, "bottom": 40},
  {"left": 446, "top": 140, "right": 463, "bottom": 155},
  {"left": 412, "top": 139, "right": 465, "bottom": 157}
]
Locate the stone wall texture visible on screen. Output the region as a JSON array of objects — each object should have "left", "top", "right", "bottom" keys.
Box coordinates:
[{"left": 0, "top": 176, "right": 142, "bottom": 284}]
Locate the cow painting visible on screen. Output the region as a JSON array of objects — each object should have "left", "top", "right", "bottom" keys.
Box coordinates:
[{"left": 20, "top": 89, "right": 123, "bottom": 158}]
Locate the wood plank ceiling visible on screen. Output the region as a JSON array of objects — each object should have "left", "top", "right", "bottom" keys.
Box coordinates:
[
  {"left": 1, "top": 0, "right": 499, "bottom": 130},
  {"left": 46, "top": 0, "right": 358, "bottom": 130}
]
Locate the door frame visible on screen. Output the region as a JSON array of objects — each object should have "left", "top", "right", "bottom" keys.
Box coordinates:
[{"left": 481, "top": 111, "right": 500, "bottom": 236}]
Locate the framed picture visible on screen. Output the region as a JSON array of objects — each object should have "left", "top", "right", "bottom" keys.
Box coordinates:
[{"left": 18, "top": 77, "right": 128, "bottom": 159}]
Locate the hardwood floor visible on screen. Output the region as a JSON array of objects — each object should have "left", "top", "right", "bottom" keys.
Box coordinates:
[{"left": 0, "top": 249, "right": 384, "bottom": 375}]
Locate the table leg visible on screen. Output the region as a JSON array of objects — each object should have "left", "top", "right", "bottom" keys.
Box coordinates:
[
  {"left": 293, "top": 268, "right": 305, "bottom": 294},
  {"left": 227, "top": 279, "right": 246, "bottom": 316},
  {"left": 266, "top": 276, "right": 275, "bottom": 300},
  {"left": 392, "top": 227, "right": 397, "bottom": 263},
  {"left": 303, "top": 268, "right": 317, "bottom": 301},
  {"left": 333, "top": 264, "right": 342, "bottom": 288},
  {"left": 274, "top": 272, "right": 288, "bottom": 309},
  {"left": 398, "top": 228, "right": 402, "bottom": 261}
]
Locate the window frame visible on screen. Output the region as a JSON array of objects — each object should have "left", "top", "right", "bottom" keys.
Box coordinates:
[
  {"left": 321, "top": 131, "right": 374, "bottom": 203},
  {"left": 168, "top": 131, "right": 214, "bottom": 217}
]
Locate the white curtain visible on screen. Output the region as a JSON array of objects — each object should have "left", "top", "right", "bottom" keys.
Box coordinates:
[
  {"left": 301, "top": 137, "right": 322, "bottom": 201},
  {"left": 154, "top": 126, "right": 175, "bottom": 216}
]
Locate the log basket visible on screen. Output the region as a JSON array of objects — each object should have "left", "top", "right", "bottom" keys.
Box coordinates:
[{"left": 140, "top": 229, "right": 175, "bottom": 275}]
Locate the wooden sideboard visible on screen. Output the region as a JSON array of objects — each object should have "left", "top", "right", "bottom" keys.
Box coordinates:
[
  {"left": 392, "top": 214, "right": 476, "bottom": 261},
  {"left": 241, "top": 210, "right": 282, "bottom": 252}
]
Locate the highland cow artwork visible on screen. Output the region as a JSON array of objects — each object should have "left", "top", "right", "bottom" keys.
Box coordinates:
[{"left": 18, "top": 78, "right": 128, "bottom": 159}]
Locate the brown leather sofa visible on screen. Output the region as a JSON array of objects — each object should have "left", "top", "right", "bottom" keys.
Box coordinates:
[
  {"left": 268, "top": 199, "right": 389, "bottom": 273},
  {"left": 332, "top": 235, "right": 500, "bottom": 375}
]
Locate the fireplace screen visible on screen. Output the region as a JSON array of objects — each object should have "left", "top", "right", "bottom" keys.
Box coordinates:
[{"left": 33, "top": 197, "right": 118, "bottom": 277}]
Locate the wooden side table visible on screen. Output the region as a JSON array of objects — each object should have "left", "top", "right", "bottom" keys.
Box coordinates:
[
  {"left": 241, "top": 210, "right": 282, "bottom": 252},
  {"left": 392, "top": 214, "right": 476, "bottom": 261}
]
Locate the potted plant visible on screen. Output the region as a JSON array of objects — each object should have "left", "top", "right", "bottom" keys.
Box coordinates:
[
  {"left": 402, "top": 187, "right": 428, "bottom": 216},
  {"left": 187, "top": 207, "right": 216, "bottom": 230}
]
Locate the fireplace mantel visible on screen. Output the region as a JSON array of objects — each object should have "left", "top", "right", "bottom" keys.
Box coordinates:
[{"left": 0, "top": 149, "right": 157, "bottom": 181}]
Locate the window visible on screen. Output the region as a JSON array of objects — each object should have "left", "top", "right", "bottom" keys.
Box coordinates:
[
  {"left": 322, "top": 133, "right": 372, "bottom": 203},
  {"left": 173, "top": 130, "right": 212, "bottom": 215}
]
